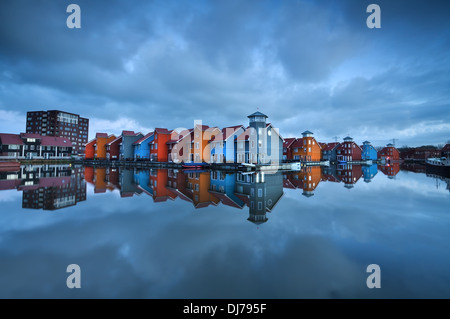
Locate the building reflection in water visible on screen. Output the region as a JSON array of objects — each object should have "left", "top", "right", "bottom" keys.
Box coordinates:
[
  {"left": 2, "top": 161, "right": 447, "bottom": 216},
  {"left": 0, "top": 164, "right": 86, "bottom": 210}
]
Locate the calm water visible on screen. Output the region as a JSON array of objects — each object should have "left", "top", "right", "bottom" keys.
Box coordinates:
[{"left": 0, "top": 163, "right": 449, "bottom": 299}]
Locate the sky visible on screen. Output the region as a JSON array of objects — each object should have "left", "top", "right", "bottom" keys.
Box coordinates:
[{"left": 0, "top": 0, "right": 449, "bottom": 147}]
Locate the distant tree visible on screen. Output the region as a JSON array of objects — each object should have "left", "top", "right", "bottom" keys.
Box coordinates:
[{"left": 437, "top": 144, "right": 444, "bottom": 150}]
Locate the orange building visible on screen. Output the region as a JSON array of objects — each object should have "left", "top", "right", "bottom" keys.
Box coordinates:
[
  {"left": 94, "top": 133, "right": 116, "bottom": 159},
  {"left": 149, "top": 128, "right": 172, "bottom": 162},
  {"left": 84, "top": 133, "right": 116, "bottom": 160},
  {"left": 291, "top": 131, "right": 322, "bottom": 161},
  {"left": 192, "top": 123, "right": 221, "bottom": 163}
]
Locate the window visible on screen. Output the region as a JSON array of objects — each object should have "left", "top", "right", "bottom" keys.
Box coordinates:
[
  {"left": 258, "top": 189, "right": 263, "bottom": 197},
  {"left": 258, "top": 202, "right": 262, "bottom": 210},
  {"left": 195, "top": 142, "right": 199, "bottom": 149}
]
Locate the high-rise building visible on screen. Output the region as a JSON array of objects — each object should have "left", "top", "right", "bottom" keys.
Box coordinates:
[{"left": 25, "top": 110, "right": 89, "bottom": 155}]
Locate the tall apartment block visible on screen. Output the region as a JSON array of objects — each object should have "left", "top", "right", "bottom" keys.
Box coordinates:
[{"left": 26, "top": 110, "right": 89, "bottom": 155}]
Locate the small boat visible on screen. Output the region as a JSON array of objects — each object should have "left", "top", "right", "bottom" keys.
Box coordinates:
[
  {"left": 425, "top": 157, "right": 450, "bottom": 178},
  {"left": 182, "top": 163, "right": 209, "bottom": 170}
]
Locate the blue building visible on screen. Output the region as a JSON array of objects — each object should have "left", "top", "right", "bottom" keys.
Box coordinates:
[
  {"left": 361, "top": 141, "right": 378, "bottom": 161},
  {"left": 133, "top": 132, "right": 154, "bottom": 160},
  {"left": 209, "top": 125, "right": 245, "bottom": 163}
]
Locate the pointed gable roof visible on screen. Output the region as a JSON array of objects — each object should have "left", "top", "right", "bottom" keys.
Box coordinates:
[
  {"left": 133, "top": 132, "right": 154, "bottom": 145},
  {"left": 283, "top": 138, "right": 296, "bottom": 148}
]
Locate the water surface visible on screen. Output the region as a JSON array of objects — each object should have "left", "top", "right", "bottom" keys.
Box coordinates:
[{"left": 0, "top": 163, "right": 449, "bottom": 298}]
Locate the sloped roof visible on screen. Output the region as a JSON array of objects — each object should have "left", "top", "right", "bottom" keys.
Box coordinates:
[
  {"left": 283, "top": 138, "right": 296, "bottom": 147},
  {"left": 133, "top": 132, "right": 154, "bottom": 145},
  {"left": 41, "top": 136, "right": 72, "bottom": 147},
  {"left": 166, "top": 129, "right": 194, "bottom": 144},
  {"left": 107, "top": 136, "right": 122, "bottom": 146},
  {"left": 442, "top": 144, "right": 450, "bottom": 152},
  {"left": 0, "top": 133, "right": 23, "bottom": 145},
  {"left": 322, "top": 142, "right": 340, "bottom": 151},
  {"left": 210, "top": 125, "right": 244, "bottom": 142},
  {"left": 122, "top": 130, "right": 136, "bottom": 136},
  {"left": 291, "top": 139, "right": 304, "bottom": 148}
]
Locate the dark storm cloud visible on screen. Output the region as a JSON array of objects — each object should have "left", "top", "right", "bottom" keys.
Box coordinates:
[{"left": 0, "top": 0, "right": 449, "bottom": 145}]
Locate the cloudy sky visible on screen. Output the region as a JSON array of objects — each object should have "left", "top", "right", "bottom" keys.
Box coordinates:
[{"left": 0, "top": 0, "right": 449, "bottom": 147}]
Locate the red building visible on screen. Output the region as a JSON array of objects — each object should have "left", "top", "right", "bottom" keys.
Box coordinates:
[
  {"left": 282, "top": 138, "right": 296, "bottom": 161},
  {"left": 441, "top": 144, "right": 450, "bottom": 158},
  {"left": 378, "top": 143, "right": 400, "bottom": 163},
  {"left": 106, "top": 136, "right": 122, "bottom": 160},
  {"left": 336, "top": 137, "right": 362, "bottom": 162},
  {"left": 400, "top": 147, "right": 440, "bottom": 160}
]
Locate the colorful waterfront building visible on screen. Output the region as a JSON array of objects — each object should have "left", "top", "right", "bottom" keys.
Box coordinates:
[
  {"left": 192, "top": 123, "right": 220, "bottom": 163},
  {"left": 149, "top": 128, "right": 172, "bottom": 162},
  {"left": 290, "top": 131, "right": 322, "bottom": 162},
  {"left": 84, "top": 133, "right": 116, "bottom": 160},
  {"left": 209, "top": 125, "right": 245, "bottom": 163},
  {"left": 133, "top": 132, "right": 154, "bottom": 160},
  {"left": 166, "top": 128, "right": 194, "bottom": 163},
  {"left": 106, "top": 136, "right": 122, "bottom": 160},
  {"left": 377, "top": 143, "right": 400, "bottom": 163},
  {"left": 282, "top": 138, "right": 297, "bottom": 162},
  {"left": 120, "top": 131, "right": 144, "bottom": 160},
  {"left": 442, "top": 144, "right": 450, "bottom": 158},
  {"left": 235, "top": 112, "right": 283, "bottom": 164},
  {"left": 336, "top": 136, "right": 362, "bottom": 162},
  {"left": 361, "top": 141, "right": 378, "bottom": 161},
  {"left": 84, "top": 140, "right": 95, "bottom": 159},
  {"left": 321, "top": 142, "right": 340, "bottom": 163}
]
